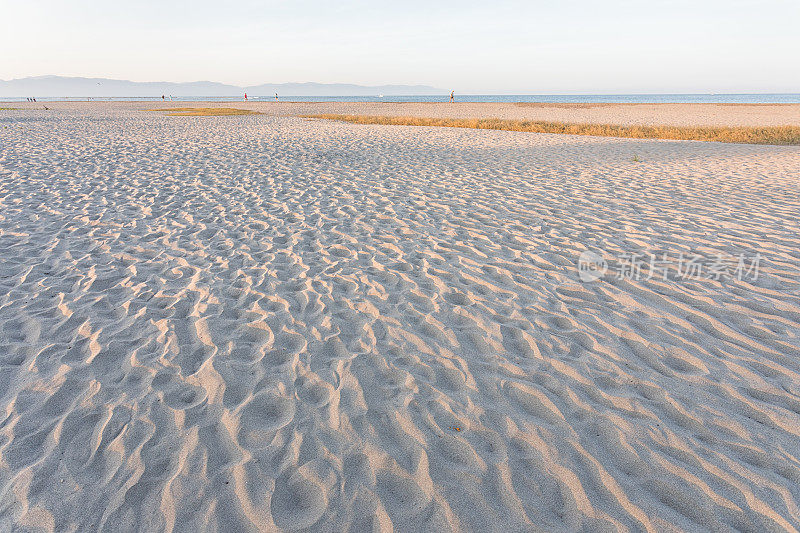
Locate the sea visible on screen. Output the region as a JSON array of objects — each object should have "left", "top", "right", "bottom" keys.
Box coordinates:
[{"left": 4, "top": 94, "right": 800, "bottom": 104}]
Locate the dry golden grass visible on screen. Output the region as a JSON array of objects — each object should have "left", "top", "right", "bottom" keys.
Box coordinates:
[
  {"left": 514, "top": 103, "right": 799, "bottom": 109},
  {"left": 0, "top": 107, "right": 18, "bottom": 110},
  {"left": 150, "top": 107, "right": 260, "bottom": 116},
  {"left": 304, "top": 114, "right": 800, "bottom": 145}
]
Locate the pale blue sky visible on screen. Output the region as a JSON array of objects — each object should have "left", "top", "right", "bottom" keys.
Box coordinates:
[{"left": 2, "top": 0, "right": 798, "bottom": 93}]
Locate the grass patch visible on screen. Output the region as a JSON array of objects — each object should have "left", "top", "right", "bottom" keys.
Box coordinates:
[
  {"left": 304, "top": 114, "right": 800, "bottom": 145},
  {"left": 0, "top": 107, "right": 18, "bottom": 110},
  {"left": 514, "top": 103, "right": 799, "bottom": 109},
  {"left": 150, "top": 107, "right": 260, "bottom": 116}
]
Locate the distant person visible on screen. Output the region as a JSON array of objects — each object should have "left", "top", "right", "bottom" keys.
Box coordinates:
[
  {"left": 162, "top": 95, "right": 165, "bottom": 101},
  {"left": 450, "top": 91, "right": 454, "bottom": 103},
  {"left": 275, "top": 93, "right": 278, "bottom": 101},
  {"left": 244, "top": 92, "right": 248, "bottom": 101}
]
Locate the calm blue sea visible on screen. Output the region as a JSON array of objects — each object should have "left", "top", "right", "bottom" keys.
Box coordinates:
[{"left": 4, "top": 94, "right": 800, "bottom": 103}]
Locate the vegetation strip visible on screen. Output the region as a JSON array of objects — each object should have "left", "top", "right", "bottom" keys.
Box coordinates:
[
  {"left": 304, "top": 114, "right": 800, "bottom": 145},
  {"left": 150, "top": 108, "right": 260, "bottom": 116}
]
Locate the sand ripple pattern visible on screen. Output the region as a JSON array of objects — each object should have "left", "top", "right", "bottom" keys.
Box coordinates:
[{"left": 1, "top": 106, "right": 799, "bottom": 531}]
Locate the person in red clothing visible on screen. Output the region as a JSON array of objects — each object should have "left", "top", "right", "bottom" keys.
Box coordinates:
[{"left": 244, "top": 93, "right": 248, "bottom": 101}]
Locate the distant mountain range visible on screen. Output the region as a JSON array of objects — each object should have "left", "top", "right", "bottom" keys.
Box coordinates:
[{"left": 0, "top": 76, "right": 444, "bottom": 97}]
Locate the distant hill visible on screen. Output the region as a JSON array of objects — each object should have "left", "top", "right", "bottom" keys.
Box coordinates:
[
  {"left": 0, "top": 76, "right": 443, "bottom": 97},
  {"left": 245, "top": 82, "right": 442, "bottom": 96}
]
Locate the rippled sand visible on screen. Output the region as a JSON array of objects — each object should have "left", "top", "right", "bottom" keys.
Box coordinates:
[{"left": 1, "top": 104, "right": 799, "bottom": 531}]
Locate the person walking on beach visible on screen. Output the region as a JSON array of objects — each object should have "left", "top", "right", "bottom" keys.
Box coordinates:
[
  {"left": 450, "top": 90, "right": 454, "bottom": 103},
  {"left": 244, "top": 92, "right": 248, "bottom": 101},
  {"left": 275, "top": 93, "right": 278, "bottom": 101},
  {"left": 162, "top": 95, "right": 165, "bottom": 101}
]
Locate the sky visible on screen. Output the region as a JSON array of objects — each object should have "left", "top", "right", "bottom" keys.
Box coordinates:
[{"left": 2, "top": 0, "right": 798, "bottom": 93}]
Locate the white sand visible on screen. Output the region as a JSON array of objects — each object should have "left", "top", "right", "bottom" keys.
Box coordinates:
[{"left": 1, "top": 103, "right": 799, "bottom": 531}]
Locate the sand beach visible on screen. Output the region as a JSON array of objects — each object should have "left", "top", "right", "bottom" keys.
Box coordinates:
[{"left": 1, "top": 102, "right": 799, "bottom": 531}]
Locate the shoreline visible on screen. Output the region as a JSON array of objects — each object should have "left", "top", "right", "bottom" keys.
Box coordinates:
[{"left": 3, "top": 93, "right": 800, "bottom": 103}]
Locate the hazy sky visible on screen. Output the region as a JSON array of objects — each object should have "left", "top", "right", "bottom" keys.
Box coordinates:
[{"left": 2, "top": 0, "right": 798, "bottom": 93}]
